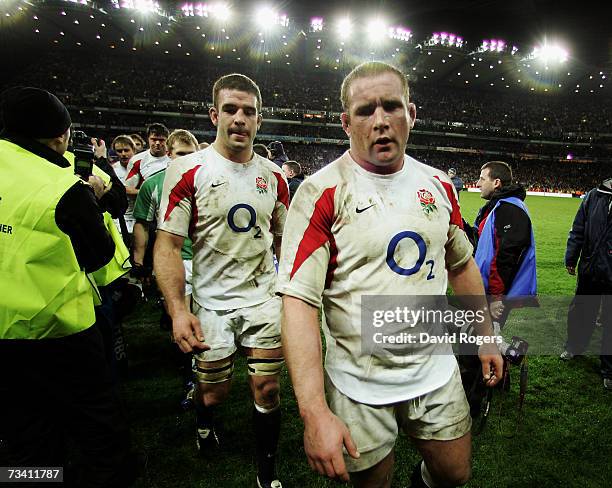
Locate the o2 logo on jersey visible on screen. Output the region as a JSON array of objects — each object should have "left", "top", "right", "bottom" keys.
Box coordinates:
[
  {"left": 227, "top": 203, "right": 262, "bottom": 238},
  {"left": 386, "top": 230, "right": 435, "bottom": 279}
]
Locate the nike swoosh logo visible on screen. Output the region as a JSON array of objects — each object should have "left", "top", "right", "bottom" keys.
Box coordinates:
[
  {"left": 211, "top": 182, "right": 226, "bottom": 188},
  {"left": 356, "top": 204, "right": 376, "bottom": 213}
]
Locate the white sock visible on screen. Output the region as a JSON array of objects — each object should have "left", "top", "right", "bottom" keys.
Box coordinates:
[
  {"left": 254, "top": 401, "right": 280, "bottom": 414},
  {"left": 421, "top": 461, "right": 437, "bottom": 488}
]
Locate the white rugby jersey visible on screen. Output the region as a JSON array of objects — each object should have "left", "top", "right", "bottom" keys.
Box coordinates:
[
  {"left": 158, "top": 145, "right": 289, "bottom": 310},
  {"left": 112, "top": 162, "right": 135, "bottom": 232},
  {"left": 277, "top": 151, "right": 473, "bottom": 405},
  {"left": 125, "top": 150, "right": 170, "bottom": 188}
]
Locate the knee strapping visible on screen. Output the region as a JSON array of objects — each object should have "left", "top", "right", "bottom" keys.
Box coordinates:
[
  {"left": 194, "top": 357, "right": 234, "bottom": 383},
  {"left": 247, "top": 356, "right": 284, "bottom": 376}
]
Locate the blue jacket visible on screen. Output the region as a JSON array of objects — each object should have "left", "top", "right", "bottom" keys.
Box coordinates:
[
  {"left": 475, "top": 196, "right": 537, "bottom": 297},
  {"left": 565, "top": 179, "right": 612, "bottom": 284}
]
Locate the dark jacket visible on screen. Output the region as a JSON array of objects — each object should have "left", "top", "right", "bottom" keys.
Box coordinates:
[
  {"left": 474, "top": 184, "right": 532, "bottom": 296},
  {"left": 565, "top": 179, "right": 612, "bottom": 284},
  {"left": 287, "top": 174, "right": 304, "bottom": 202},
  {"left": 451, "top": 175, "right": 464, "bottom": 193}
]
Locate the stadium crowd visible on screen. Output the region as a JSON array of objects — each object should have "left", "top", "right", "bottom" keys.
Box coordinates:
[{"left": 5, "top": 52, "right": 612, "bottom": 138}]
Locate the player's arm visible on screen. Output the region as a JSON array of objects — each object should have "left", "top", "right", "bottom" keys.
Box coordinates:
[
  {"left": 282, "top": 296, "right": 359, "bottom": 482},
  {"left": 154, "top": 230, "right": 208, "bottom": 354},
  {"left": 132, "top": 221, "right": 149, "bottom": 265},
  {"left": 125, "top": 186, "right": 139, "bottom": 197},
  {"left": 155, "top": 161, "right": 207, "bottom": 353},
  {"left": 132, "top": 181, "right": 154, "bottom": 267},
  {"left": 273, "top": 235, "right": 282, "bottom": 260},
  {"left": 448, "top": 258, "right": 503, "bottom": 387}
]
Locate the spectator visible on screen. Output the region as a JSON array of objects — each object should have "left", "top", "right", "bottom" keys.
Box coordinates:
[
  {"left": 130, "top": 132, "right": 146, "bottom": 153},
  {"left": 268, "top": 140, "right": 289, "bottom": 167},
  {"left": 253, "top": 142, "right": 272, "bottom": 159},
  {"left": 281, "top": 160, "right": 304, "bottom": 201},
  {"left": 561, "top": 177, "right": 612, "bottom": 390},
  {"left": 448, "top": 167, "right": 464, "bottom": 195}
]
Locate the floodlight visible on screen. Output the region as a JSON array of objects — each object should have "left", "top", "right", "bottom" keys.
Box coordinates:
[
  {"left": 213, "top": 3, "right": 230, "bottom": 21},
  {"left": 311, "top": 17, "right": 323, "bottom": 32},
  {"left": 531, "top": 42, "right": 568, "bottom": 63},
  {"left": 336, "top": 17, "right": 352, "bottom": 39},
  {"left": 255, "top": 5, "right": 288, "bottom": 28},
  {"left": 389, "top": 26, "right": 412, "bottom": 42},
  {"left": 255, "top": 6, "right": 275, "bottom": 27},
  {"left": 367, "top": 18, "right": 387, "bottom": 41},
  {"left": 118, "top": 0, "right": 160, "bottom": 14}
]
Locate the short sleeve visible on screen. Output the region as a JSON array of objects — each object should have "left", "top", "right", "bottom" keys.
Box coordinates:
[
  {"left": 157, "top": 159, "right": 200, "bottom": 238},
  {"left": 276, "top": 181, "right": 336, "bottom": 308}
]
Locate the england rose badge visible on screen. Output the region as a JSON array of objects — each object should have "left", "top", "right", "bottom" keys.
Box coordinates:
[{"left": 417, "top": 189, "right": 437, "bottom": 214}]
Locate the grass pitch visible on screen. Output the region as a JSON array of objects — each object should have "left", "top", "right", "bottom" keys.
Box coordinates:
[{"left": 124, "top": 191, "right": 612, "bottom": 487}]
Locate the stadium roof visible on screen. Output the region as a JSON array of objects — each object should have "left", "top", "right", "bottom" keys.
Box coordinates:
[{"left": 1, "top": 0, "right": 610, "bottom": 95}]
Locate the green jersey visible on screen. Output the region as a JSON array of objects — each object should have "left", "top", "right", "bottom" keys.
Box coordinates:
[{"left": 133, "top": 169, "right": 193, "bottom": 260}]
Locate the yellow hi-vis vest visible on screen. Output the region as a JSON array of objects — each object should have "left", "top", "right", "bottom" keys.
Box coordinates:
[
  {"left": 0, "top": 140, "right": 97, "bottom": 339},
  {"left": 65, "top": 152, "right": 131, "bottom": 286}
]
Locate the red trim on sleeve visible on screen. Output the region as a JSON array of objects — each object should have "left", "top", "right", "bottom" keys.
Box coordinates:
[
  {"left": 272, "top": 171, "right": 290, "bottom": 209},
  {"left": 477, "top": 209, "right": 491, "bottom": 237},
  {"left": 434, "top": 176, "right": 463, "bottom": 229},
  {"left": 290, "top": 186, "right": 337, "bottom": 287},
  {"left": 488, "top": 231, "right": 505, "bottom": 295},
  {"left": 163, "top": 166, "right": 202, "bottom": 237},
  {"left": 126, "top": 159, "right": 142, "bottom": 182}
]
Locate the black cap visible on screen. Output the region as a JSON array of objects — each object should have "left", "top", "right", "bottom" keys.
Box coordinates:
[{"left": 0, "top": 86, "right": 71, "bottom": 139}]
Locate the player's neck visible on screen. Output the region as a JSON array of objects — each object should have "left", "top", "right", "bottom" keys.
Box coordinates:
[
  {"left": 212, "top": 141, "right": 252, "bottom": 164},
  {"left": 349, "top": 150, "right": 404, "bottom": 175}
]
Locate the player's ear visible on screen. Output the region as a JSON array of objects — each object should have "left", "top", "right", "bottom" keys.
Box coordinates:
[
  {"left": 257, "top": 113, "right": 262, "bottom": 130},
  {"left": 341, "top": 112, "right": 351, "bottom": 136},
  {"left": 408, "top": 102, "right": 417, "bottom": 129},
  {"left": 209, "top": 105, "right": 219, "bottom": 127}
]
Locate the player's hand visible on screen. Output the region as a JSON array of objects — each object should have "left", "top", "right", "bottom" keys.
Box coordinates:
[
  {"left": 172, "top": 311, "right": 209, "bottom": 353},
  {"left": 566, "top": 266, "right": 576, "bottom": 276},
  {"left": 478, "top": 342, "right": 503, "bottom": 387},
  {"left": 489, "top": 300, "right": 505, "bottom": 320},
  {"left": 303, "top": 408, "right": 360, "bottom": 482},
  {"left": 92, "top": 137, "right": 107, "bottom": 159}
]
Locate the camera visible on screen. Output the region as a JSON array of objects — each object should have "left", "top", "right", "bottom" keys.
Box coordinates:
[
  {"left": 70, "top": 130, "right": 94, "bottom": 179},
  {"left": 500, "top": 335, "right": 529, "bottom": 366}
]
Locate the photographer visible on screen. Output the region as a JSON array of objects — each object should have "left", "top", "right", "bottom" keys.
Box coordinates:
[
  {"left": 69, "top": 132, "right": 134, "bottom": 381},
  {"left": 0, "top": 87, "right": 133, "bottom": 486}
]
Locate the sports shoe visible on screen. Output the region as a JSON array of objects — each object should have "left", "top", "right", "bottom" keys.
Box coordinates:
[
  {"left": 196, "top": 426, "right": 220, "bottom": 452},
  {"left": 560, "top": 350, "right": 575, "bottom": 361},
  {"left": 604, "top": 378, "right": 612, "bottom": 390},
  {"left": 257, "top": 476, "right": 282, "bottom": 488},
  {"left": 180, "top": 381, "right": 195, "bottom": 411}
]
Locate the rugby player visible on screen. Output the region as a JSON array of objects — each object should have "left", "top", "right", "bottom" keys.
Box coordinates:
[
  {"left": 278, "top": 62, "right": 503, "bottom": 488},
  {"left": 155, "top": 74, "right": 289, "bottom": 488}
]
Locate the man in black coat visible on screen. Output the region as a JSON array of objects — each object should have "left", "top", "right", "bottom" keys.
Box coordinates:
[
  {"left": 561, "top": 178, "right": 612, "bottom": 390},
  {"left": 281, "top": 160, "right": 304, "bottom": 202}
]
